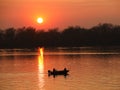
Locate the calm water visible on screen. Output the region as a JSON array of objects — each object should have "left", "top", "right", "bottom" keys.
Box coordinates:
[{"left": 0, "top": 47, "right": 120, "bottom": 90}]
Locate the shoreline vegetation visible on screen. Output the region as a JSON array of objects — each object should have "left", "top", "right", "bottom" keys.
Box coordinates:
[{"left": 0, "top": 23, "right": 120, "bottom": 48}]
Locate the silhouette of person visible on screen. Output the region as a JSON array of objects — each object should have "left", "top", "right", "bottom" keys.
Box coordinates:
[
  {"left": 64, "top": 68, "right": 67, "bottom": 72},
  {"left": 53, "top": 68, "right": 56, "bottom": 72}
]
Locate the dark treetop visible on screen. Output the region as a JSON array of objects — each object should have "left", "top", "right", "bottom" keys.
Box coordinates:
[{"left": 0, "top": 23, "right": 120, "bottom": 48}]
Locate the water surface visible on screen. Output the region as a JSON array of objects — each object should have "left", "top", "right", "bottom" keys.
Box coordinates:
[{"left": 0, "top": 47, "right": 120, "bottom": 90}]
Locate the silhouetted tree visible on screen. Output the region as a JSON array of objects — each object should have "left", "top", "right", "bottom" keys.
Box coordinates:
[
  {"left": 15, "top": 27, "right": 36, "bottom": 48},
  {"left": 3, "top": 28, "right": 16, "bottom": 48},
  {"left": 62, "top": 26, "right": 87, "bottom": 46},
  {"left": 0, "top": 29, "right": 4, "bottom": 47},
  {"left": 45, "top": 28, "right": 61, "bottom": 46},
  {"left": 0, "top": 23, "right": 120, "bottom": 48}
]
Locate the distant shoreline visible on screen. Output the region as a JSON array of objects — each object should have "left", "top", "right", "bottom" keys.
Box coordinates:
[{"left": 0, "top": 23, "right": 120, "bottom": 48}]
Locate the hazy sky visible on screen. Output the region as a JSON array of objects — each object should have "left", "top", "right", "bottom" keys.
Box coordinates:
[{"left": 0, "top": 0, "right": 120, "bottom": 30}]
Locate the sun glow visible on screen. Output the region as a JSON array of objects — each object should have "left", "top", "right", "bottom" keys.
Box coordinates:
[{"left": 37, "top": 17, "right": 43, "bottom": 24}]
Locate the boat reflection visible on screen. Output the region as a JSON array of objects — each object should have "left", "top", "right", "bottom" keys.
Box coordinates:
[{"left": 38, "top": 48, "right": 44, "bottom": 89}]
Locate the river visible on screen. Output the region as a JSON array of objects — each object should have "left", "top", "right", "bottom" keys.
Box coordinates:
[{"left": 0, "top": 47, "right": 120, "bottom": 90}]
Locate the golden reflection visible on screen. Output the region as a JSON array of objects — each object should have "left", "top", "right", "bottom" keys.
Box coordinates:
[
  {"left": 38, "top": 48, "right": 44, "bottom": 72},
  {"left": 38, "top": 47, "right": 44, "bottom": 89}
]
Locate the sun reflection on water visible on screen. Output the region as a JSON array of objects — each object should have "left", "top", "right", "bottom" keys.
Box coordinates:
[{"left": 38, "top": 47, "right": 44, "bottom": 89}]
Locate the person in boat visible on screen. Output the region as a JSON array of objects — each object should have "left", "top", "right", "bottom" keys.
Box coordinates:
[
  {"left": 53, "top": 68, "right": 56, "bottom": 72},
  {"left": 64, "top": 68, "right": 67, "bottom": 72},
  {"left": 53, "top": 68, "right": 56, "bottom": 74}
]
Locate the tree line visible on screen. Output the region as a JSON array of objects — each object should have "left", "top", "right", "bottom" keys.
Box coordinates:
[{"left": 0, "top": 23, "right": 120, "bottom": 48}]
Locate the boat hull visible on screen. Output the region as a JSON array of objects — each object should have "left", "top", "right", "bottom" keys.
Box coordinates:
[{"left": 48, "top": 69, "right": 69, "bottom": 77}]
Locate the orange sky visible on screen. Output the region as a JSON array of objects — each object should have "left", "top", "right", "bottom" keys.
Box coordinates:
[{"left": 0, "top": 0, "right": 120, "bottom": 30}]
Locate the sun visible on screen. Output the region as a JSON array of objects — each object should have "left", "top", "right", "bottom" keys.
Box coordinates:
[{"left": 37, "top": 17, "right": 43, "bottom": 24}]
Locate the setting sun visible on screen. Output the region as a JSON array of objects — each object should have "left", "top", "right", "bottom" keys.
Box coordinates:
[{"left": 37, "top": 17, "right": 43, "bottom": 24}]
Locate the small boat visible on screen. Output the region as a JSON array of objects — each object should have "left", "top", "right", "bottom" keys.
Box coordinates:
[{"left": 48, "top": 68, "right": 69, "bottom": 76}]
